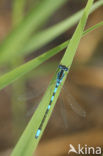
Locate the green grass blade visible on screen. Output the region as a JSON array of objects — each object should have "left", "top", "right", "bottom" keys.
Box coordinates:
[
  {"left": 12, "top": 0, "right": 27, "bottom": 25},
  {"left": 11, "top": 0, "right": 28, "bottom": 141},
  {"left": 61, "top": 0, "right": 94, "bottom": 66},
  {"left": 0, "top": 21, "right": 103, "bottom": 91},
  {"left": 11, "top": 1, "right": 93, "bottom": 156},
  {"left": 22, "top": 0, "right": 103, "bottom": 55},
  {"left": 83, "top": 21, "right": 103, "bottom": 35},
  {"left": 0, "top": 0, "right": 67, "bottom": 65}
]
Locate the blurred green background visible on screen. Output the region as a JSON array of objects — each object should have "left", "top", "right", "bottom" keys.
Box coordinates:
[{"left": 0, "top": 0, "right": 103, "bottom": 156}]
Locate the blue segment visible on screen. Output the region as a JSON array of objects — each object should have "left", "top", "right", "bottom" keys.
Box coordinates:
[
  {"left": 65, "top": 68, "right": 68, "bottom": 71},
  {"left": 58, "top": 65, "right": 63, "bottom": 69},
  {"left": 57, "top": 73, "right": 60, "bottom": 81},
  {"left": 60, "top": 80, "right": 62, "bottom": 83},
  {"left": 57, "top": 78, "right": 59, "bottom": 82},
  {"left": 35, "top": 129, "right": 41, "bottom": 139},
  {"left": 48, "top": 105, "right": 51, "bottom": 110},
  {"left": 62, "top": 73, "right": 64, "bottom": 78},
  {"left": 51, "top": 95, "right": 54, "bottom": 101},
  {"left": 54, "top": 87, "right": 57, "bottom": 93},
  {"left": 56, "top": 82, "right": 59, "bottom": 86},
  {"left": 57, "top": 70, "right": 65, "bottom": 82}
]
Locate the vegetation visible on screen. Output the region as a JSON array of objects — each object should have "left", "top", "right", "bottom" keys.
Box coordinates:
[{"left": 0, "top": 0, "right": 103, "bottom": 155}]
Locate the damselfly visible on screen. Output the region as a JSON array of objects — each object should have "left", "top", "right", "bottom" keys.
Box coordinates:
[
  {"left": 35, "top": 64, "right": 69, "bottom": 138},
  {"left": 17, "top": 64, "right": 86, "bottom": 139}
]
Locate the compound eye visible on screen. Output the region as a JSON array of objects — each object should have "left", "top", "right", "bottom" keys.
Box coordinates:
[
  {"left": 64, "top": 67, "right": 68, "bottom": 71},
  {"left": 58, "top": 65, "right": 62, "bottom": 69}
]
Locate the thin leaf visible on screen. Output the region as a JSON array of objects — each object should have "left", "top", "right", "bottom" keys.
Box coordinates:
[
  {"left": 12, "top": 0, "right": 27, "bottom": 25},
  {"left": 0, "top": 21, "right": 103, "bottom": 91},
  {"left": 22, "top": 0, "right": 103, "bottom": 55},
  {"left": 11, "top": 0, "right": 28, "bottom": 139},
  {"left": 0, "top": 0, "right": 67, "bottom": 64}
]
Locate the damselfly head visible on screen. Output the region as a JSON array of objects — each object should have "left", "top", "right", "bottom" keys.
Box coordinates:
[{"left": 58, "top": 64, "right": 68, "bottom": 71}]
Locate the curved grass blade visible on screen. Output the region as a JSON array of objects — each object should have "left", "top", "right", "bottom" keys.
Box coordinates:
[
  {"left": 11, "top": 0, "right": 28, "bottom": 138},
  {"left": 0, "top": 21, "right": 103, "bottom": 91},
  {"left": 61, "top": 0, "right": 94, "bottom": 66},
  {"left": 0, "top": 0, "right": 67, "bottom": 65},
  {"left": 11, "top": 1, "right": 93, "bottom": 156},
  {"left": 12, "top": 0, "right": 27, "bottom": 25},
  {"left": 0, "top": 0, "right": 102, "bottom": 65},
  {"left": 22, "top": 0, "right": 103, "bottom": 55}
]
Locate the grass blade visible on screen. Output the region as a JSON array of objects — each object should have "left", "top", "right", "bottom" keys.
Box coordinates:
[
  {"left": 11, "top": 1, "right": 93, "bottom": 155},
  {"left": 12, "top": 0, "right": 27, "bottom": 25},
  {"left": 61, "top": 0, "right": 94, "bottom": 66},
  {"left": 0, "top": 0, "right": 67, "bottom": 65},
  {"left": 0, "top": 21, "right": 103, "bottom": 91},
  {"left": 22, "top": 0, "right": 103, "bottom": 55},
  {"left": 11, "top": 0, "right": 28, "bottom": 141}
]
